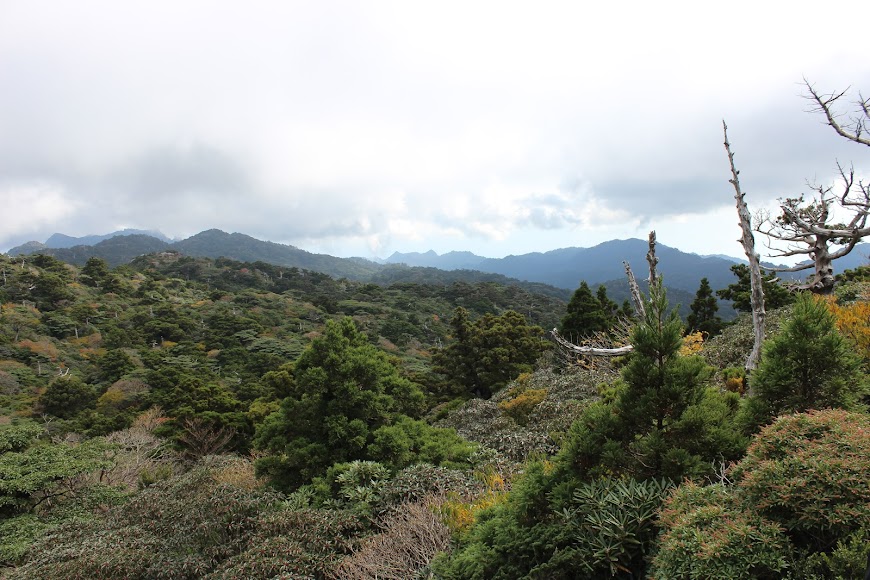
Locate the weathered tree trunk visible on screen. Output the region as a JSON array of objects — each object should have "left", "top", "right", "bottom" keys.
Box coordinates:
[
  {"left": 624, "top": 261, "right": 646, "bottom": 318},
  {"left": 723, "top": 122, "right": 765, "bottom": 375}
]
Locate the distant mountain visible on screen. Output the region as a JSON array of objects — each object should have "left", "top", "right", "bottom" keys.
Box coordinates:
[
  {"left": 43, "top": 228, "right": 173, "bottom": 248},
  {"left": 9, "top": 229, "right": 382, "bottom": 281},
  {"left": 386, "top": 250, "right": 487, "bottom": 270},
  {"left": 172, "top": 229, "right": 381, "bottom": 280},
  {"left": 32, "top": 234, "right": 172, "bottom": 265},
  {"left": 460, "top": 239, "right": 741, "bottom": 295},
  {"left": 9, "top": 228, "right": 867, "bottom": 300}
]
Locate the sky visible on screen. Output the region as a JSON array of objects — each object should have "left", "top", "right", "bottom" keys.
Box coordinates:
[{"left": 1, "top": 1, "right": 868, "bottom": 264}]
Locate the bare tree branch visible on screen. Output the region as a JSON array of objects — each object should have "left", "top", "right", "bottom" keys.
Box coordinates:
[
  {"left": 624, "top": 261, "right": 646, "bottom": 318},
  {"left": 804, "top": 78, "right": 870, "bottom": 147}
]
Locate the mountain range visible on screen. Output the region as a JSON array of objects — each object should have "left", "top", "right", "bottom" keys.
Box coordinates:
[{"left": 8, "top": 229, "right": 870, "bottom": 299}]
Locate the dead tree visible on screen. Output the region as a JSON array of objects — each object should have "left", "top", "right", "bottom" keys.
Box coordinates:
[
  {"left": 756, "top": 81, "right": 870, "bottom": 294},
  {"left": 723, "top": 122, "right": 766, "bottom": 373}
]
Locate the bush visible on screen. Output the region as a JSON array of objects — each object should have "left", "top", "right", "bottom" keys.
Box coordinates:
[
  {"left": 651, "top": 482, "right": 789, "bottom": 579},
  {"left": 730, "top": 409, "right": 870, "bottom": 552}
]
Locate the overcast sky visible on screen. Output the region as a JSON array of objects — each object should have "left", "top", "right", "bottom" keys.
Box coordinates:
[{"left": 1, "top": 1, "right": 868, "bottom": 263}]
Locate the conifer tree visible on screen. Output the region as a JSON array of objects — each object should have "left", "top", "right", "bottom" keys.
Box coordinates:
[
  {"left": 743, "top": 292, "right": 865, "bottom": 430},
  {"left": 717, "top": 264, "right": 793, "bottom": 312},
  {"left": 686, "top": 278, "right": 723, "bottom": 336},
  {"left": 559, "top": 281, "right": 611, "bottom": 339}
]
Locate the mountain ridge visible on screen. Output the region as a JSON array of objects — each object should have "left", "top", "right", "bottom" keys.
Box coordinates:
[{"left": 7, "top": 229, "right": 869, "bottom": 296}]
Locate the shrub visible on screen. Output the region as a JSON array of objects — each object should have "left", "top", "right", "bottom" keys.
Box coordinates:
[
  {"left": 498, "top": 388, "right": 547, "bottom": 426},
  {"left": 745, "top": 293, "right": 864, "bottom": 430},
  {"left": 730, "top": 409, "right": 870, "bottom": 552},
  {"left": 651, "top": 482, "right": 789, "bottom": 579}
]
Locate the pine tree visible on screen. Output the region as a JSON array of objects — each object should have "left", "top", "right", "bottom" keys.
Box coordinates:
[
  {"left": 557, "top": 281, "right": 739, "bottom": 481},
  {"left": 686, "top": 278, "right": 723, "bottom": 336}
]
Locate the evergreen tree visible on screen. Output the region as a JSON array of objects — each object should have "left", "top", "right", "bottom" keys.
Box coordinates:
[
  {"left": 434, "top": 308, "right": 546, "bottom": 399},
  {"left": 717, "top": 264, "right": 793, "bottom": 312},
  {"left": 743, "top": 292, "right": 865, "bottom": 430},
  {"left": 254, "top": 318, "right": 426, "bottom": 489},
  {"left": 559, "top": 281, "right": 611, "bottom": 339},
  {"left": 558, "top": 280, "right": 742, "bottom": 481},
  {"left": 686, "top": 278, "right": 723, "bottom": 336}
]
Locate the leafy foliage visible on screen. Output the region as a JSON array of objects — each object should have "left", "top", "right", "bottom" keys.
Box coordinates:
[
  {"left": 653, "top": 409, "right": 870, "bottom": 579},
  {"left": 431, "top": 464, "right": 672, "bottom": 579},
  {"left": 651, "top": 482, "right": 790, "bottom": 579}
]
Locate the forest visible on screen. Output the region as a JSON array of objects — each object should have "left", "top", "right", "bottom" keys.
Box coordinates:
[{"left": 0, "top": 242, "right": 868, "bottom": 579}]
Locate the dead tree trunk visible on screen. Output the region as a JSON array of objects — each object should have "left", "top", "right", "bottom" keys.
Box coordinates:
[{"left": 723, "top": 122, "right": 765, "bottom": 374}]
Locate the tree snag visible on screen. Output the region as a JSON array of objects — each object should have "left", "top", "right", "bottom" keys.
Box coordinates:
[
  {"left": 756, "top": 81, "right": 869, "bottom": 294},
  {"left": 723, "top": 122, "right": 766, "bottom": 373}
]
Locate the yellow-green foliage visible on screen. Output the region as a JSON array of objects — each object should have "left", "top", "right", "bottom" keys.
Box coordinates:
[
  {"left": 438, "top": 470, "right": 507, "bottom": 535},
  {"left": 498, "top": 388, "right": 547, "bottom": 425},
  {"left": 721, "top": 367, "right": 745, "bottom": 395},
  {"left": 678, "top": 331, "right": 705, "bottom": 356},
  {"left": 825, "top": 295, "right": 870, "bottom": 368}
]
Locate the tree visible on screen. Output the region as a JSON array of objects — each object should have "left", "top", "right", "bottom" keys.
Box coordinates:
[
  {"left": 755, "top": 81, "right": 870, "bottom": 294},
  {"left": 742, "top": 292, "right": 864, "bottom": 430},
  {"left": 558, "top": 281, "right": 612, "bottom": 339},
  {"left": 716, "top": 264, "right": 794, "bottom": 312},
  {"left": 557, "top": 280, "right": 741, "bottom": 481},
  {"left": 434, "top": 308, "right": 546, "bottom": 399},
  {"left": 80, "top": 257, "right": 110, "bottom": 287},
  {"left": 686, "top": 278, "right": 723, "bottom": 336},
  {"left": 37, "top": 375, "right": 98, "bottom": 419},
  {"left": 254, "top": 317, "right": 426, "bottom": 490}
]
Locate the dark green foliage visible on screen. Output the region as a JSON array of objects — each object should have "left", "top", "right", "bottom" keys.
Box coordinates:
[
  {"left": 96, "top": 349, "right": 135, "bottom": 383},
  {"left": 743, "top": 292, "right": 864, "bottom": 431},
  {"left": 254, "top": 318, "right": 426, "bottom": 490},
  {"left": 558, "top": 281, "right": 613, "bottom": 339},
  {"left": 79, "top": 257, "right": 110, "bottom": 286},
  {"left": 37, "top": 375, "right": 97, "bottom": 419},
  {"left": 434, "top": 307, "right": 547, "bottom": 398},
  {"left": 716, "top": 264, "right": 794, "bottom": 312},
  {"left": 686, "top": 277, "right": 723, "bottom": 336}
]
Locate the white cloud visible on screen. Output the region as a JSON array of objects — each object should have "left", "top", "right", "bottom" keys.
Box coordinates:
[{"left": 0, "top": 0, "right": 867, "bottom": 258}]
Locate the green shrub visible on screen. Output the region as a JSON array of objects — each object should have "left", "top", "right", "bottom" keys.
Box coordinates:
[
  {"left": 651, "top": 482, "right": 789, "bottom": 579},
  {"left": 731, "top": 409, "right": 870, "bottom": 552}
]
